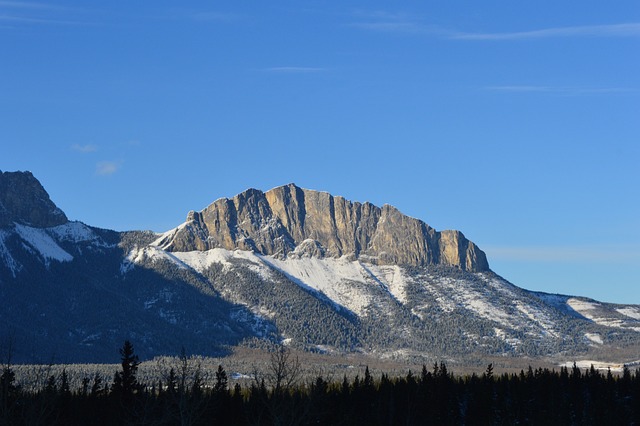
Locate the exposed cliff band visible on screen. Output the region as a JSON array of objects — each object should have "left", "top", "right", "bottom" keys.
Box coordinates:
[
  {"left": 156, "top": 184, "right": 490, "bottom": 272},
  {"left": 0, "top": 170, "right": 68, "bottom": 228}
]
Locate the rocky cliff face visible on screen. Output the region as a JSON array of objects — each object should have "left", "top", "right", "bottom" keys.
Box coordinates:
[
  {"left": 156, "top": 184, "right": 490, "bottom": 272},
  {"left": 0, "top": 170, "right": 68, "bottom": 228}
]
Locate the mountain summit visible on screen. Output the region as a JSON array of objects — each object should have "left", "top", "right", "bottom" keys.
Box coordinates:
[
  {"left": 0, "top": 170, "right": 67, "bottom": 228},
  {"left": 155, "top": 183, "right": 490, "bottom": 272}
]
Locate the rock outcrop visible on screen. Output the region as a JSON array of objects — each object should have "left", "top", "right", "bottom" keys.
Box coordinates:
[
  {"left": 156, "top": 184, "right": 490, "bottom": 272},
  {"left": 0, "top": 170, "right": 68, "bottom": 228}
]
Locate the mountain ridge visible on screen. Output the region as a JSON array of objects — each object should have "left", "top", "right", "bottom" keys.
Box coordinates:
[{"left": 1, "top": 170, "right": 640, "bottom": 364}]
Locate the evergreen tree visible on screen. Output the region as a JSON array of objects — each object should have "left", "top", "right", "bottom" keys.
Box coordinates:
[
  {"left": 484, "top": 363, "right": 494, "bottom": 380},
  {"left": 112, "top": 340, "right": 141, "bottom": 399},
  {"left": 60, "top": 369, "right": 71, "bottom": 397},
  {"left": 90, "top": 372, "right": 104, "bottom": 396},
  {"left": 166, "top": 367, "right": 177, "bottom": 396},
  {"left": 363, "top": 366, "right": 374, "bottom": 389},
  {"left": 0, "top": 365, "right": 17, "bottom": 424},
  {"left": 214, "top": 365, "right": 228, "bottom": 394}
]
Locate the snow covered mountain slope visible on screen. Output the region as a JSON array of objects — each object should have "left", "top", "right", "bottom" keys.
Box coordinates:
[
  {"left": 1, "top": 170, "right": 640, "bottom": 363},
  {"left": 122, "top": 238, "right": 640, "bottom": 360}
]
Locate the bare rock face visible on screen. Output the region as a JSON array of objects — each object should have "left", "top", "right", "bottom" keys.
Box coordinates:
[
  {"left": 158, "top": 184, "right": 490, "bottom": 272},
  {"left": 0, "top": 170, "right": 68, "bottom": 228}
]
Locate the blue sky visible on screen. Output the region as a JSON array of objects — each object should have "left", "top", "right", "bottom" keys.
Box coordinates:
[{"left": 1, "top": 1, "right": 639, "bottom": 303}]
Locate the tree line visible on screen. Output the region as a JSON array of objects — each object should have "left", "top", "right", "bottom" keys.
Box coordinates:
[{"left": 2, "top": 341, "right": 640, "bottom": 425}]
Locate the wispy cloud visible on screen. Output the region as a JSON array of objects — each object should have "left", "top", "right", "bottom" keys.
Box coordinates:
[
  {"left": 0, "top": 1, "right": 92, "bottom": 26},
  {"left": 265, "top": 67, "right": 327, "bottom": 73},
  {"left": 0, "top": 1, "right": 68, "bottom": 10},
  {"left": 485, "top": 245, "right": 640, "bottom": 263},
  {"left": 451, "top": 23, "right": 640, "bottom": 40},
  {"left": 95, "top": 161, "right": 120, "bottom": 176},
  {"left": 71, "top": 144, "right": 98, "bottom": 153},
  {"left": 484, "top": 85, "right": 638, "bottom": 95},
  {"left": 156, "top": 8, "right": 240, "bottom": 23},
  {"left": 349, "top": 10, "right": 433, "bottom": 35},
  {"left": 350, "top": 21, "right": 427, "bottom": 34},
  {"left": 350, "top": 12, "right": 640, "bottom": 41},
  {"left": 0, "top": 14, "right": 85, "bottom": 25}
]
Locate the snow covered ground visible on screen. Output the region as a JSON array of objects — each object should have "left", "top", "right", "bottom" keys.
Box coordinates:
[
  {"left": 121, "top": 241, "right": 640, "bottom": 352},
  {"left": 158, "top": 248, "right": 411, "bottom": 316},
  {"left": 559, "top": 360, "right": 640, "bottom": 373}
]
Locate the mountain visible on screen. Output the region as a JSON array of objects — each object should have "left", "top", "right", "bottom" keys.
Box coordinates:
[
  {"left": 1, "top": 170, "right": 640, "bottom": 364},
  {"left": 154, "top": 183, "right": 489, "bottom": 272}
]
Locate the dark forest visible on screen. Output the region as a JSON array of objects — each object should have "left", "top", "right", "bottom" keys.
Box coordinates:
[{"left": 2, "top": 341, "right": 640, "bottom": 425}]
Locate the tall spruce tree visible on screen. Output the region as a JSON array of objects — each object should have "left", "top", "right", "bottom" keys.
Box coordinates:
[
  {"left": 112, "top": 340, "right": 141, "bottom": 399},
  {"left": 214, "top": 365, "right": 228, "bottom": 394}
]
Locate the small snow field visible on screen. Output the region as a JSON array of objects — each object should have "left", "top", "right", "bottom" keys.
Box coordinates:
[
  {"left": 125, "top": 246, "right": 187, "bottom": 269},
  {"left": 15, "top": 224, "right": 73, "bottom": 263},
  {"left": 567, "top": 298, "right": 640, "bottom": 332},
  {"left": 0, "top": 229, "right": 22, "bottom": 277},
  {"left": 259, "top": 254, "right": 403, "bottom": 315},
  {"left": 559, "top": 360, "right": 640, "bottom": 373},
  {"left": 48, "top": 221, "right": 98, "bottom": 243},
  {"left": 617, "top": 307, "right": 640, "bottom": 320},
  {"left": 567, "top": 298, "right": 601, "bottom": 313},
  {"left": 585, "top": 333, "right": 604, "bottom": 345}
]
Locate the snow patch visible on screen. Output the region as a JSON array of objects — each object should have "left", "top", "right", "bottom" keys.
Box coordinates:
[
  {"left": 567, "top": 298, "right": 640, "bottom": 331},
  {"left": 515, "top": 302, "right": 558, "bottom": 337},
  {"left": 231, "top": 372, "right": 252, "bottom": 380},
  {"left": 617, "top": 307, "right": 640, "bottom": 320},
  {"left": 258, "top": 255, "right": 397, "bottom": 315},
  {"left": 48, "top": 222, "right": 97, "bottom": 243},
  {"left": 567, "top": 298, "right": 601, "bottom": 312},
  {"left": 0, "top": 230, "right": 21, "bottom": 277},
  {"left": 559, "top": 360, "right": 628, "bottom": 373},
  {"left": 422, "top": 274, "right": 514, "bottom": 328},
  {"left": 14, "top": 224, "right": 72, "bottom": 264},
  {"left": 171, "top": 248, "right": 269, "bottom": 279},
  {"left": 123, "top": 246, "right": 191, "bottom": 273},
  {"left": 585, "top": 333, "right": 604, "bottom": 344},
  {"left": 364, "top": 264, "right": 408, "bottom": 303}
]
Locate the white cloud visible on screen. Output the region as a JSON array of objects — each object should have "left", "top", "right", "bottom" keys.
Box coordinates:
[
  {"left": 484, "top": 245, "right": 640, "bottom": 264},
  {"left": 71, "top": 144, "right": 98, "bottom": 153},
  {"left": 95, "top": 161, "right": 120, "bottom": 176},
  {"left": 451, "top": 23, "right": 640, "bottom": 41}
]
